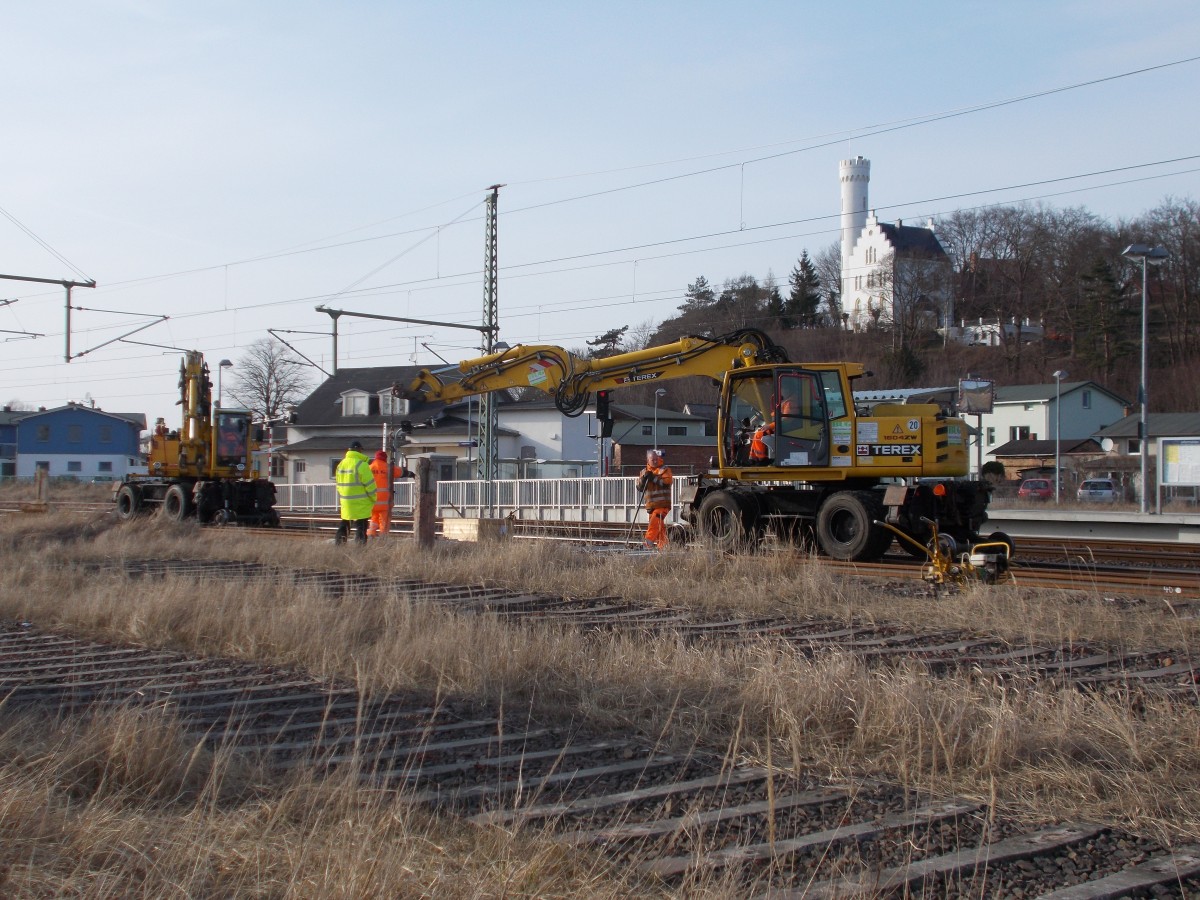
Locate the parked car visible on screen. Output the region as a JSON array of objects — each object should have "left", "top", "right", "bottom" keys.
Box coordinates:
[
  {"left": 1017, "top": 478, "right": 1055, "bottom": 501},
  {"left": 1076, "top": 478, "right": 1118, "bottom": 503}
]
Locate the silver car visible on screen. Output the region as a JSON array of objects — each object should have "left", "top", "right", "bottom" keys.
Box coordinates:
[{"left": 1076, "top": 478, "right": 1118, "bottom": 502}]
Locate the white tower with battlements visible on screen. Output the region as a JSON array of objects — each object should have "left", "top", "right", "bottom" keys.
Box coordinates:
[{"left": 840, "top": 156, "right": 870, "bottom": 287}]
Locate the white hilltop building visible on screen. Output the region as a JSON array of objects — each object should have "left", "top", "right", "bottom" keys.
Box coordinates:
[{"left": 839, "top": 157, "right": 953, "bottom": 334}]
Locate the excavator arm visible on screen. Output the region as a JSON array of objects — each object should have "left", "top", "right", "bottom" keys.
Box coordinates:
[{"left": 408, "top": 328, "right": 788, "bottom": 416}]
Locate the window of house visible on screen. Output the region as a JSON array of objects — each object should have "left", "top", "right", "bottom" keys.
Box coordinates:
[
  {"left": 68, "top": 425, "right": 82, "bottom": 443},
  {"left": 35, "top": 461, "right": 49, "bottom": 472},
  {"left": 293, "top": 459, "right": 306, "bottom": 477},
  {"left": 36, "top": 426, "right": 49, "bottom": 442},
  {"left": 98, "top": 461, "right": 113, "bottom": 473},
  {"left": 641, "top": 424, "right": 652, "bottom": 435},
  {"left": 1129, "top": 439, "right": 1140, "bottom": 454},
  {"left": 99, "top": 426, "right": 112, "bottom": 443},
  {"left": 667, "top": 426, "right": 686, "bottom": 436},
  {"left": 342, "top": 392, "right": 369, "bottom": 416},
  {"left": 1081, "top": 390, "right": 1091, "bottom": 409},
  {"left": 986, "top": 427, "right": 995, "bottom": 445},
  {"left": 1009, "top": 426, "right": 1031, "bottom": 441},
  {"left": 269, "top": 454, "right": 285, "bottom": 477},
  {"left": 329, "top": 458, "right": 341, "bottom": 479},
  {"left": 67, "top": 461, "right": 82, "bottom": 473}
]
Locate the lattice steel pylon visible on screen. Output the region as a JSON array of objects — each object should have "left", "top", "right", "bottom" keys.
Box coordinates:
[{"left": 478, "top": 184, "right": 502, "bottom": 485}]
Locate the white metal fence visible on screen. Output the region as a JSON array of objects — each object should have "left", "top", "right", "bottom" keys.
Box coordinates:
[{"left": 274, "top": 477, "right": 683, "bottom": 524}]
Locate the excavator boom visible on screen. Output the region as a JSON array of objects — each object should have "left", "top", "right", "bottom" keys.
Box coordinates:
[{"left": 409, "top": 329, "right": 792, "bottom": 415}]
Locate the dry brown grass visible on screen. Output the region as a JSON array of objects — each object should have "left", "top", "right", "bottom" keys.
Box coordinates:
[
  {"left": 0, "top": 705, "right": 659, "bottom": 898},
  {"left": 2, "top": 510, "right": 1200, "bottom": 895}
]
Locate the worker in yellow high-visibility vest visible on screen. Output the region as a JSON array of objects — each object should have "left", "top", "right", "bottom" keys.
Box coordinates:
[{"left": 334, "top": 440, "right": 376, "bottom": 544}]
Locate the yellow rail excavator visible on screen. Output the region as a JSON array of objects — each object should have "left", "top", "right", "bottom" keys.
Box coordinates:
[
  {"left": 113, "top": 350, "right": 279, "bottom": 526},
  {"left": 408, "top": 328, "right": 1011, "bottom": 569}
]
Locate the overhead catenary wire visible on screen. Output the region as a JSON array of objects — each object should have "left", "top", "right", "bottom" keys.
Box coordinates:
[
  {"left": 1, "top": 54, "right": 1197, "bottom": 404},
  {"left": 1, "top": 157, "right": 1196, "bottom": 397},
  {"left": 6, "top": 53, "right": 1194, "bottom": 310}
]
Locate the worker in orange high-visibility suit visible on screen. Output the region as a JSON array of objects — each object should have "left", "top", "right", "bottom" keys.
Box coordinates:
[
  {"left": 636, "top": 448, "right": 673, "bottom": 550},
  {"left": 367, "top": 450, "right": 414, "bottom": 537}
]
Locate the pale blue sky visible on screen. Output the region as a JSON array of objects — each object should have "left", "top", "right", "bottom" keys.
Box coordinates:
[{"left": 3, "top": 1, "right": 1198, "bottom": 425}]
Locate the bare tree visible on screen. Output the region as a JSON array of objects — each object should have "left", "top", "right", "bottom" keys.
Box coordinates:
[
  {"left": 625, "top": 317, "right": 659, "bottom": 351},
  {"left": 813, "top": 241, "right": 842, "bottom": 326},
  {"left": 226, "top": 339, "right": 314, "bottom": 422}
]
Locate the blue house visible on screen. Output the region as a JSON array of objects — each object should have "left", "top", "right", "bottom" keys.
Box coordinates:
[{"left": 15, "top": 403, "right": 145, "bottom": 480}]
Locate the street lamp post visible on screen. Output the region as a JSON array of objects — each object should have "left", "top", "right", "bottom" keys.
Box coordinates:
[
  {"left": 653, "top": 388, "right": 666, "bottom": 451},
  {"left": 1122, "top": 244, "right": 1169, "bottom": 514},
  {"left": 216, "top": 359, "right": 233, "bottom": 409},
  {"left": 1052, "top": 370, "right": 1067, "bottom": 503}
]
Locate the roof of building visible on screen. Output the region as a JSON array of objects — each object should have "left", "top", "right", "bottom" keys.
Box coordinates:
[
  {"left": 994, "top": 381, "right": 1128, "bottom": 406},
  {"left": 682, "top": 402, "right": 718, "bottom": 420},
  {"left": 1095, "top": 412, "right": 1200, "bottom": 438},
  {"left": 610, "top": 403, "right": 705, "bottom": 421},
  {"left": 15, "top": 404, "right": 147, "bottom": 429},
  {"left": 989, "top": 438, "right": 1103, "bottom": 458},
  {"left": 293, "top": 365, "right": 451, "bottom": 428},
  {"left": 877, "top": 221, "right": 948, "bottom": 258}
]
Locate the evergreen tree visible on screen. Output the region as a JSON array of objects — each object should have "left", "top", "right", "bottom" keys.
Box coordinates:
[
  {"left": 786, "top": 252, "right": 822, "bottom": 329},
  {"left": 586, "top": 326, "right": 628, "bottom": 358},
  {"left": 679, "top": 275, "right": 716, "bottom": 314},
  {"left": 765, "top": 283, "right": 786, "bottom": 329},
  {"left": 1077, "top": 259, "right": 1136, "bottom": 377}
]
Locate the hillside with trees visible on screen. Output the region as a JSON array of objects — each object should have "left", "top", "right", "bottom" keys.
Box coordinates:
[{"left": 584, "top": 198, "right": 1200, "bottom": 413}]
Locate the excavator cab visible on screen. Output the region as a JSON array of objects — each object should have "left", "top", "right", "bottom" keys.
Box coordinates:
[
  {"left": 214, "top": 411, "right": 252, "bottom": 472},
  {"left": 722, "top": 368, "right": 832, "bottom": 469}
]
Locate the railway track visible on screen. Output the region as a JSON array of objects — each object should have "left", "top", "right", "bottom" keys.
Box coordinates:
[
  {"left": 78, "top": 556, "right": 1200, "bottom": 700},
  {"left": 269, "top": 511, "right": 1200, "bottom": 598},
  {"left": 8, "top": 496, "right": 1200, "bottom": 598},
  {"left": 5, "top": 612, "right": 1200, "bottom": 898}
]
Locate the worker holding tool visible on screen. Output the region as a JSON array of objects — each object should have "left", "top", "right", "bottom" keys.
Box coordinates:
[
  {"left": 367, "top": 450, "right": 414, "bottom": 537},
  {"left": 334, "top": 440, "right": 376, "bottom": 545},
  {"left": 636, "top": 448, "right": 673, "bottom": 550}
]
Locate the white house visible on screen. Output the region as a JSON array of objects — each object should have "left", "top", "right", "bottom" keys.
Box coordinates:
[
  {"left": 839, "top": 157, "right": 952, "bottom": 333},
  {"left": 280, "top": 365, "right": 600, "bottom": 484},
  {"left": 979, "top": 382, "right": 1127, "bottom": 454}
]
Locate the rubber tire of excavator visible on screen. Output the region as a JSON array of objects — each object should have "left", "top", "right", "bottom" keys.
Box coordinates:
[
  {"left": 815, "top": 491, "right": 892, "bottom": 562},
  {"left": 697, "top": 490, "right": 756, "bottom": 551},
  {"left": 114, "top": 484, "right": 142, "bottom": 521},
  {"left": 161, "top": 484, "right": 193, "bottom": 523}
]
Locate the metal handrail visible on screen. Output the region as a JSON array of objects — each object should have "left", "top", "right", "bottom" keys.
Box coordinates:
[{"left": 273, "top": 476, "right": 683, "bottom": 524}]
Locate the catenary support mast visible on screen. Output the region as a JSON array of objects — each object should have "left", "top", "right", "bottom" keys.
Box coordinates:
[{"left": 479, "top": 184, "right": 502, "bottom": 484}]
